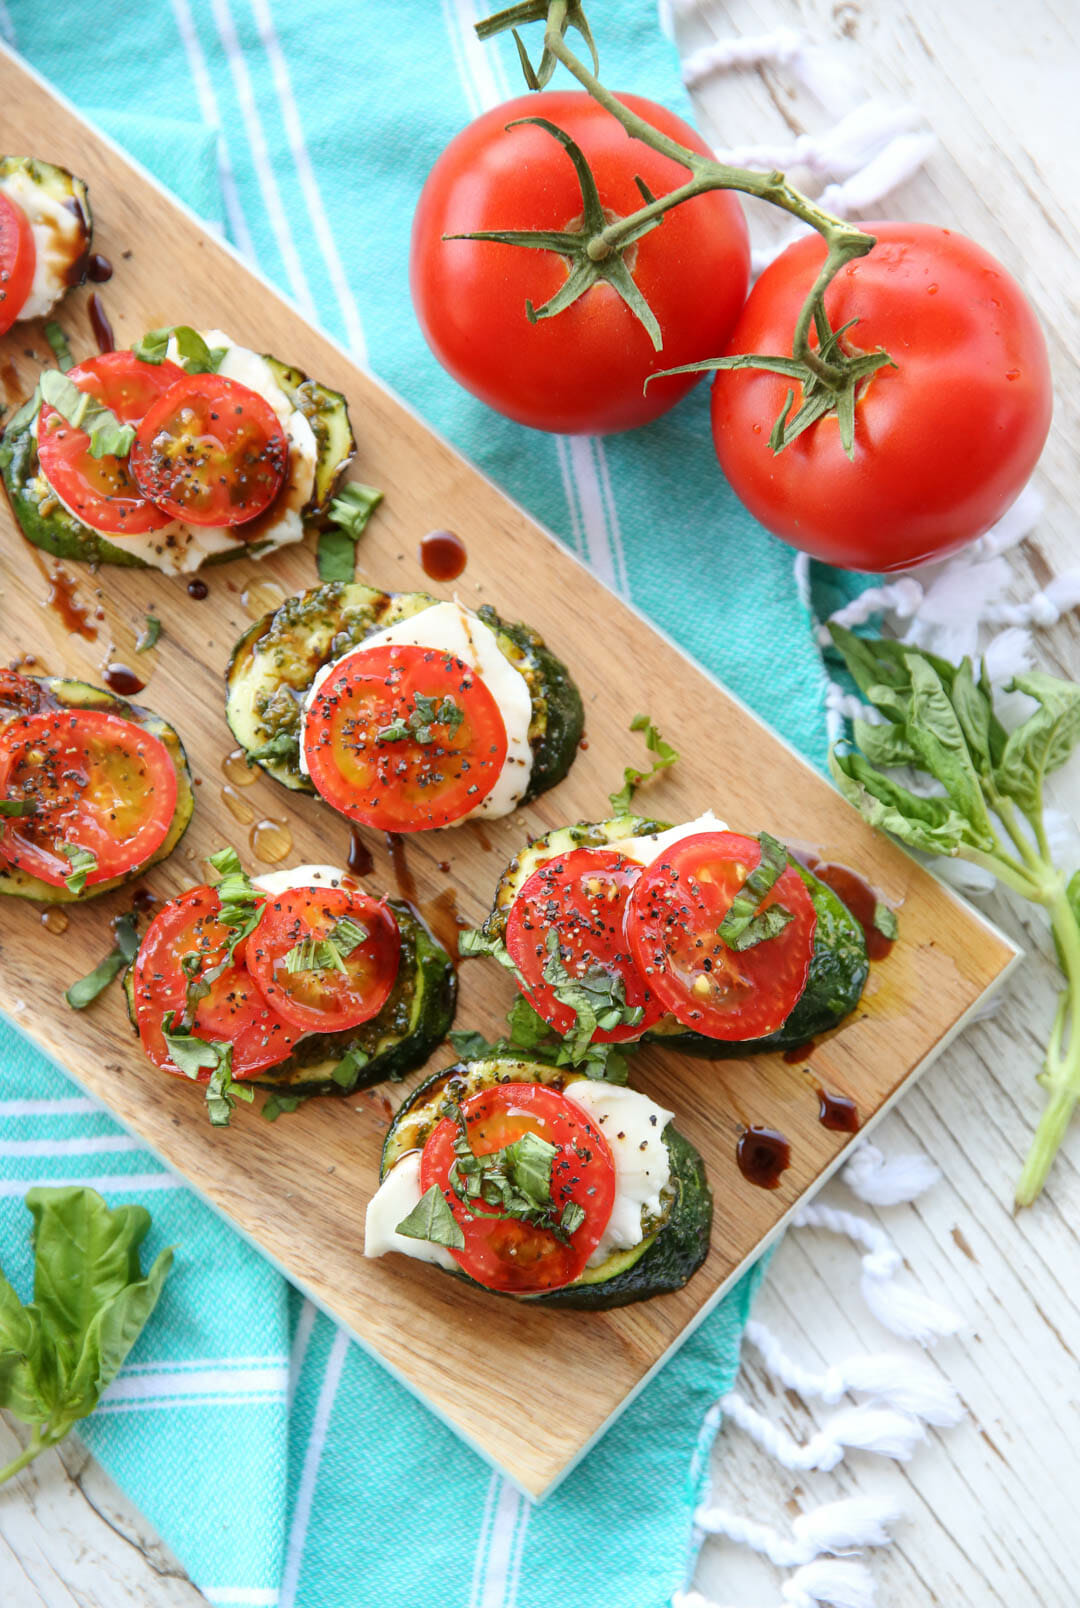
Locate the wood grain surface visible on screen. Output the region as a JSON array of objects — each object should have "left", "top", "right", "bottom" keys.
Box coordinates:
[{"left": 0, "top": 50, "right": 1017, "bottom": 1498}]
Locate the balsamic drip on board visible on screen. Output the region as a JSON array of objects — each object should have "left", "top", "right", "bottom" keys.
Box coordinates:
[
  {"left": 736, "top": 1126, "right": 791, "bottom": 1190},
  {"left": 422, "top": 887, "right": 467, "bottom": 962},
  {"left": 419, "top": 530, "right": 467, "bottom": 582},
  {"left": 88, "top": 292, "right": 114, "bottom": 354},
  {"left": 817, "top": 1088, "right": 860, "bottom": 1133},
  {"left": 793, "top": 851, "right": 896, "bottom": 962},
  {"left": 187, "top": 578, "right": 209, "bottom": 600},
  {"left": 385, "top": 831, "right": 417, "bottom": 904},
  {"left": 346, "top": 826, "right": 374, "bottom": 878},
  {"left": 87, "top": 254, "right": 113, "bottom": 283},
  {"left": 45, "top": 566, "right": 97, "bottom": 639},
  {"left": 102, "top": 662, "right": 145, "bottom": 697}
]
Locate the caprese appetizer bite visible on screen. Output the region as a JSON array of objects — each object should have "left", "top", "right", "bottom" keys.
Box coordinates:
[
  {"left": 0, "top": 669, "right": 192, "bottom": 902},
  {"left": 1, "top": 326, "right": 354, "bottom": 572},
  {"left": 365, "top": 1056, "right": 712, "bottom": 1308},
  {"left": 0, "top": 156, "right": 92, "bottom": 332},
  {"left": 125, "top": 856, "right": 457, "bottom": 1124},
  {"left": 225, "top": 583, "right": 584, "bottom": 832},
  {"left": 466, "top": 813, "right": 871, "bottom": 1057}
]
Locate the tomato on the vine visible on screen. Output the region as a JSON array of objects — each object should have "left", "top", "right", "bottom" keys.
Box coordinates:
[
  {"left": 411, "top": 91, "right": 750, "bottom": 435},
  {"left": 710, "top": 222, "right": 1052, "bottom": 572}
]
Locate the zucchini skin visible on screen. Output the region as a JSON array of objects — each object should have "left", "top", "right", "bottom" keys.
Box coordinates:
[
  {"left": 378, "top": 1056, "right": 713, "bottom": 1309},
  {"left": 485, "top": 817, "right": 869, "bottom": 1056},
  {"left": 0, "top": 677, "right": 194, "bottom": 904},
  {"left": 0, "top": 353, "right": 353, "bottom": 569},
  {"left": 224, "top": 582, "right": 584, "bottom": 806},
  {"left": 124, "top": 899, "right": 456, "bottom": 1095}
]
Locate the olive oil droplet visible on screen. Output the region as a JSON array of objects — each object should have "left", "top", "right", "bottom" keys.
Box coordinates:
[
  {"left": 222, "top": 748, "right": 258, "bottom": 787},
  {"left": 223, "top": 784, "right": 255, "bottom": 824},
  {"left": 40, "top": 908, "right": 69, "bottom": 935},
  {"left": 241, "top": 579, "right": 287, "bottom": 618},
  {"left": 250, "top": 816, "right": 292, "bottom": 864}
]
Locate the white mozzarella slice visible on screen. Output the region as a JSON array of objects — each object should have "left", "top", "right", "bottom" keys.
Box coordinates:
[
  {"left": 608, "top": 809, "right": 730, "bottom": 867},
  {"left": 364, "top": 1151, "right": 459, "bottom": 1272},
  {"left": 253, "top": 863, "right": 349, "bottom": 897},
  {"left": 299, "top": 599, "right": 534, "bottom": 820},
  {"left": 36, "top": 330, "right": 318, "bottom": 575},
  {"left": 0, "top": 165, "right": 88, "bottom": 321},
  {"left": 563, "top": 1080, "right": 674, "bottom": 1266}
]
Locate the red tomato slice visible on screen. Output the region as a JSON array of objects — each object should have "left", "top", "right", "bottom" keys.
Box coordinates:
[
  {"left": 37, "top": 353, "right": 188, "bottom": 537},
  {"left": 0, "top": 670, "right": 52, "bottom": 719},
  {"left": 419, "top": 1082, "right": 616, "bottom": 1293},
  {"left": 129, "top": 371, "right": 288, "bottom": 528},
  {"left": 0, "top": 192, "right": 36, "bottom": 334},
  {"left": 0, "top": 707, "right": 177, "bottom": 889},
  {"left": 625, "top": 832, "right": 817, "bottom": 1041},
  {"left": 303, "top": 643, "right": 508, "bottom": 833},
  {"left": 247, "top": 885, "right": 400, "bottom": 1033},
  {"left": 505, "top": 845, "right": 665, "bottom": 1042},
  {"left": 133, "top": 885, "right": 301, "bottom": 1080}
]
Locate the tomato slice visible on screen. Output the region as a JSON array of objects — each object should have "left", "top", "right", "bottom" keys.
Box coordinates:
[
  {"left": 0, "top": 670, "right": 52, "bottom": 719},
  {"left": 419, "top": 1082, "right": 616, "bottom": 1293},
  {"left": 133, "top": 885, "right": 301, "bottom": 1080},
  {"left": 0, "top": 192, "right": 35, "bottom": 334},
  {"left": 303, "top": 643, "right": 509, "bottom": 833},
  {"left": 247, "top": 885, "right": 400, "bottom": 1033},
  {"left": 0, "top": 707, "right": 177, "bottom": 889},
  {"left": 625, "top": 831, "right": 817, "bottom": 1040},
  {"left": 505, "top": 846, "right": 665, "bottom": 1042},
  {"left": 37, "top": 353, "right": 187, "bottom": 536},
  {"left": 128, "top": 371, "right": 288, "bottom": 528}
]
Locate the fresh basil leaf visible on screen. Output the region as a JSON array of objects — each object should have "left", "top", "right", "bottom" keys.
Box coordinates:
[
  {"left": 261, "top": 1092, "right": 310, "bottom": 1121},
  {"left": 541, "top": 929, "right": 643, "bottom": 1060},
  {"left": 0, "top": 798, "right": 37, "bottom": 817},
  {"left": 904, "top": 654, "right": 995, "bottom": 847},
  {"left": 205, "top": 1047, "right": 253, "bottom": 1127},
  {"left": 503, "top": 1130, "right": 557, "bottom": 1210},
  {"left": 59, "top": 842, "right": 97, "bottom": 895},
  {"left": 873, "top": 902, "right": 899, "bottom": 941},
  {"left": 330, "top": 1046, "right": 370, "bottom": 1090},
  {"left": 609, "top": 712, "right": 678, "bottom": 814},
  {"left": 995, "top": 671, "right": 1080, "bottom": 816},
  {"left": 505, "top": 992, "right": 554, "bottom": 1051},
  {"left": 135, "top": 615, "right": 161, "bottom": 653},
  {"left": 206, "top": 845, "right": 260, "bottom": 961},
  {"left": 6, "top": 385, "right": 41, "bottom": 436},
  {"left": 0, "top": 1269, "right": 48, "bottom": 1424},
  {"left": 830, "top": 748, "right": 972, "bottom": 856},
  {"left": 396, "top": 1183, "right": 465, "bottom": 1249},
  {"left": 716, "top": 831, "right": 788, "bottom": 948},
  {"left": 726, "top": 902, "right": 794, "bottom": 951},
  {"left": 39, "top": 369, "right": 135, "bottom": 460},
  {"left": 65, "top": 912, "right": 139, "bottom": 1010},
  {"left": 851, "top": 717, "right": 918, "bottom": 770},
  {"left": 133, "top": 326, "right": 224, "bottom": 373},
  {"left": 458, "top": 927, "right": 519, "bottom": 974},
  {"left": 948, "top": 657, "right": 997, "bottom": 778},
  {"left": 44, "top": 321, "right": 74, "bottom": 372},
  {"left": 316, "top": 484, "right": 384, "bottom": 583},
  {"left": 160, "top": 1021, "right": 221, "bottom": 1080},
  {"left": 448, "top": 1028, "right": 502, "bottom": 1061}
]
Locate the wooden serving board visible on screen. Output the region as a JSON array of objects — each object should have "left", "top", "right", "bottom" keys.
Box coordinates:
[{"left": 0, "top": 51, "right": 1018, "bottom": 1497}]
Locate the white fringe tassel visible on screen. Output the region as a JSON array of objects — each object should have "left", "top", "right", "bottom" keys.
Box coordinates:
[
  {"left": 675, "top": 1559, "right": 878, "bottom": 1607},
  {"left": 694, "top": 1493, "right": 901, "bottom": 1566},
  {"left": 743, "top": 1320, "right": 964, "bottom": 1426},
  {"left": 842, "top": 1142, "right": 941, "bottom": 1206},
  {"left": 717, "top": 1392, "right": 925, "bottom": 1471}
]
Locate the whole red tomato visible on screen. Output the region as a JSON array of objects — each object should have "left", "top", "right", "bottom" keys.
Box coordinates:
[
  {"left": 411, "top": 91, "right": 750, "bottom": 435},
  {"left": 710, "top": 222, "right": 1052, "bottom": 571}
]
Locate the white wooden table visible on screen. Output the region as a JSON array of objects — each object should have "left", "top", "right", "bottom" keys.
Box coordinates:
[{"left": 3, "top": 2, "right": 1080, "bottom": 1604}]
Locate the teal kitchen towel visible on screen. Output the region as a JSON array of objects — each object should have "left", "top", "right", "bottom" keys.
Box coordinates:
[{"left": 0, "top": 3, "right": 836, "bottom": 1604}]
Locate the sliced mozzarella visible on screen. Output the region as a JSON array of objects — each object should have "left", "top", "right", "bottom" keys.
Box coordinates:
[
  {"left": 300, "top": 599, "right": 534, "bottom": 821},
  {"left": 364, "top": 1151, "right": 459, "bottom": 1272},
  {"left": 36, "top": 330, "right": 318, "bottom": 575},
  {"left": 253, "top": 863, "right": 349, "bottom": 897},
  {"left": 563, "top": 1080, "right": 674, "bottom": 1266},
  {"left": 0, "top": 164, "right": 89, "bottom": 321},
  {"left": 364, "top": 1076, "right": 674, "bottom": 1278},
  {"left": 608, "top": 809, "right": 730, "bottom": 867}
]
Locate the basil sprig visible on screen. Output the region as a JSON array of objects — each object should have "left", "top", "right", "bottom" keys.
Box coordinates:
[
  {"left": 0, "top": 1186, "right": 172, "bottom": 1487},
  {"left": 132, "top": 326, "right": 226, "bottom": 373},
  {"left": 39, "top": 369, "right": 135, "bottom": 460},
  {"left": 609, "top": 712, "right": 678, "bottom": 814},
  {"left": 284, "top": 915, "right": 368, "bottom": 976},
  {"left": 716, "top": 831, "right": 792, "bottom": 951},
  {"left": 317, "top": 483, "right": 384, "bottom": 584},
  {"left": 378, "top": 693, "right": 464, "bottom": 747},
  {"left": 65, "top": 912, "right": 139, "bottom": 1010},
  {"left": 827, "top": 626, "right": 1080, "bottom": 1206}
]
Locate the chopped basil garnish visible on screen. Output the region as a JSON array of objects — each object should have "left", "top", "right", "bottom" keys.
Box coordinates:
[
  {"left": 261, "top": 1092, "right": 310, "bottom": 1121},
  {"left": 171, "top": 847, "right": 261, "bottom": 1034},
  {"left": 135, "top": 615, "right": 161, "bottom": 653},
  {"left": 608, "top": 712, "right": 678, "bottom": 814},
  {"left": 44, "top": 320, "right": 74, "bottom": 372},
  {"left": 377, "top": 693, "right": 464, "bottom": 747},
  {"left": 0, "top": 798, "right": 37, "bottom": 817},
  {"left": 205, "top": 1046, "right": 254, "bottom": 1127},
  {"left": 160, "top": 1022, "right": 222, "bottom": 1079},
  {"left": 159, "top": 1025, "right": 251, "bottom": 1127},
  {"left": 541, "top": 929, "right": 643, "bottom": 1059},
  {"left": 248, "top": 731, "right": 300, "bottom": 767},
  {"left": 39, "top": 369, "right": 135, "bottom": 460},
  {"left": 65, "top": 911, "right": 139, "bottom": 1010},
  {"left": 396, "top": 1182, "right": 465, "bottom": 1250},
  {"left": 59, "top": 842, "right": 97, "bottom": 895},
  {"left": 873, "top": 902, "right": 899, "bottom": 941},
  {"left": 133, "top": 326, "right": 225, "bottom": 373},
  {"left": 329, "top": 1045, "right": 371, "bottom": 1090},
  {"left": 283, "top": 916, "right": 368, "bottom": 976},
  {"left": 726, "top": 902, "right": 794, "bottom": 951},
  {"left": 716, "top": 831, "right": 789, "bottom": 949},
  {"left": 441, "top": 1099, "right": 585, "bottom": 1245},
  {"left": 317, "top": 483, "right": 384, "bottom": 583}
]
